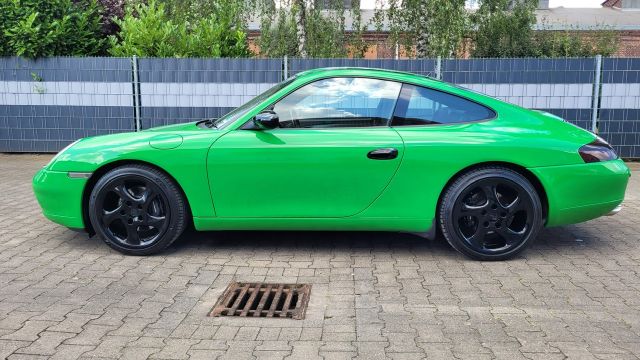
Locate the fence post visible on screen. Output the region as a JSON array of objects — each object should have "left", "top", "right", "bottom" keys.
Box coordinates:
[
  {"left": 283, "top": 55, "right": 288, "bottom": 81},
  {"left": 591, "top": 54, "right": 602, "bottom": 134},
  {"left": 131, "top": 55, "right": 141, "bottom": 132},
  {"left": 435, "top": 56, "right": 442, "bottom": 80}
]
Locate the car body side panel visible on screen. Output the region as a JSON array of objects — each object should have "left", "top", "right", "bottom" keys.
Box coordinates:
[
  {"left": 358, "top": 108, "right": 596, "bottom": 223},
  {"left": 531, "top": 159, "right": 630, "bottom": 226},
  {"left": 192, "top": 216, "right": 427, "bottom": 232},
  {"left": 48, "top": 126, "right": 224, "bottom": 223},
  {"left": 207, "top": 128, "right": 404, "bottom": 218}
]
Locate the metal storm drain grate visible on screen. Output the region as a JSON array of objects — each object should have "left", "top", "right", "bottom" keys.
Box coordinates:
[{"left": 209, "top": 282, "right": 312, "bottom": 319}]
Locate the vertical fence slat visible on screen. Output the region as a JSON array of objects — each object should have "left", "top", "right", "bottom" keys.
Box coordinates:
[{"left": 592, "top": 54, "right": 603, "bottom": 133}]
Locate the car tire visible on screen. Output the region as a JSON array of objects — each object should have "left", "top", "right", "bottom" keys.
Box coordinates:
[
  {"left": 439, "top": 166, "right": 543, "bottom": 261},
  {"left": 88, "top": 164, "right": 187, "bottom": 256}
]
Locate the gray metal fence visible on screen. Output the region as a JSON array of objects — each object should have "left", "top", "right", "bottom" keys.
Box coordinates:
[
  {"left": 1, "top": 56, "right": 639, "bottom": 158},
  {"left": 0, "top": 57, "right": 133, "bottom": 152}
]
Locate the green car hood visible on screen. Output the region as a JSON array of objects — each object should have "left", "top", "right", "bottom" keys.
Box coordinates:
[{"left": 48, "top": 121, "right": 223, "bottom": 172}]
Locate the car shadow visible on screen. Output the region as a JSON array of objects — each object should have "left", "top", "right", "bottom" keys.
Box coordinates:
[
  {"left": 172, "top": 229, "right": 454, "bottom": 253},
  {"left": 162, "top": 223, "right": 611, "bottom": 260}
]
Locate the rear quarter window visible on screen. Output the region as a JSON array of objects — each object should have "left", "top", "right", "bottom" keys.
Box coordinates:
[{"left": 392, "top": 84, "right": 495, "bottom": 126}]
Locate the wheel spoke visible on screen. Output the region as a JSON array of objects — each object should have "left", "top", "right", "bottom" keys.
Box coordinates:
[
  {"left": 102, "top": 205, "right": 123, "bottom": 226},
  {"left": 466, "top": 227, "right": 486, "bottom": 248},
  {"left": 140, "top": 187, "right": 156, "bottom": 203},
  {"left": 497, "top": 227, "right": 524, "bottom": 245},
  {"left": 459, "top": 203, "right": 486, "bottom": 217},
  {"left": 113, "top": 184, "right": 137, "bottom": 203},
  {"left": 125, "top": 224, "right": 140, "bottom": 244},
  {"left": 503, "top": 195, "right": 522, "bottom": 213},
  {"left": 482, "top": 184, "right": 498, "bottom": 202},
  {"left": 144, "top": 214, "right": 165, "bottom": 228}
]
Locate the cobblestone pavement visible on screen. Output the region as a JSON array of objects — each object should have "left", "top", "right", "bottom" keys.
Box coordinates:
[{"left": 1, "top": 154, "right": 639, "bottom": 360}]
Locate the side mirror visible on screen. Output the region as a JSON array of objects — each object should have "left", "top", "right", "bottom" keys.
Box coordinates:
[{"left": 253, "top": 111, "right": 279, "bottom": 130}]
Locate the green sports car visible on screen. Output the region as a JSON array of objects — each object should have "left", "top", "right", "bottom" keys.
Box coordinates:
[{"left": 33, "top": 68, "right": 631, "bottom": 260}]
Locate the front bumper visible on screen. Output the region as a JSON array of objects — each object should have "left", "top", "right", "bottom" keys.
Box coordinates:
[
  {"left": 32, "top": 168, "right": 88, "bottom": 229},
  {"left": 606, "top": 205, "right": 623, "bottom": 216},
  {"left": 530, "top": 159, "right": 631, "bottom": 227}
]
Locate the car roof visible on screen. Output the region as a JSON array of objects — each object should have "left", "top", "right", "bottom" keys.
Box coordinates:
[{"left": 294, "top": 67, "right": 442, "bottom": 83}]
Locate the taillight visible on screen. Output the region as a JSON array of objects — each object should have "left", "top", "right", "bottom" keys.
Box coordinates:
[{"left": 579, "top": 137, "right": 618, "bottom": 163}]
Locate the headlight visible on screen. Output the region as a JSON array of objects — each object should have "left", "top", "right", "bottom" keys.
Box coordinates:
[
  {"left": 578, "top": 136, "right": 618, "bottom": 163},
  {"left": 45, "top": 139, "right": 80, "bottom": 168}
]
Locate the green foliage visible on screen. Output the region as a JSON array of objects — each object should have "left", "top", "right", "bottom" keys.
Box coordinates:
[
  {"left": 532, "top": 25, "right": 619, "bottom": 57},
  {"left": 0, "top": 0, "right": 106, "bottom": 58},
  {"left": 108, "top": 0, "right": 252, "bottom": 58},
  {"left": 472, "top": 0, "right": 538, "bottom": 58},
  {"left": 257, "top": 8, "right": 299, "bottom": 58},
  {"left": 305, "top": 5, "right": 349, "bottom": 57},
  {"left": 347, "top": 0, "right": 370, "bottom": 58},
  {"left": 158, "top": 0, "right": 248, "bottom": 28},
  {"left": 424, "top": 0, "right": 467, "bottom": 58},
  {"left": 472, "top": 0, "right": 619, "bottom": 58},
  {"left": 375, "top": 0, "right": 468, "bottom": 59},
  {"left": 257, "top": 0, "right": 358, "bottom": 58}
]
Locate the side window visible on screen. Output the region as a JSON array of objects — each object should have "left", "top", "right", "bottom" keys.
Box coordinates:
[
  {"left": 392, "top": 84, "right": 495, "bottom": 126},
  {"left": 272, "top": 77, "right": 402, "bottom": 128}
]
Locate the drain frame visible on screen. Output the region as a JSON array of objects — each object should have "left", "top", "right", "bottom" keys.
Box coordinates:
[{"left": 209, "top": 282, "right": 312, "bottom": 320}]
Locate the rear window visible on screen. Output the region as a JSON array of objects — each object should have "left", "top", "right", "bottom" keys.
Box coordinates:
[{"left": 392, "top": 84, "right": 495, "bottom": 126}]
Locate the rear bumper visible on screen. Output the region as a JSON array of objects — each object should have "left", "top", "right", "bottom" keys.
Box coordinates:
[
  {"left": 32, "top": 168, "right": 87, "bottom": 229},
  {"left": 530, "top": 159, "right": 630, "bottom": 227}
]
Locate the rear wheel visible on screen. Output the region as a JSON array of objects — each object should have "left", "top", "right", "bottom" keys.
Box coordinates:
[
  {"left": 88, "top": 164, "right": 187, "bottom": 255},
  {"left": 439, "top": 167, "right": 543, "bottom": 261}
]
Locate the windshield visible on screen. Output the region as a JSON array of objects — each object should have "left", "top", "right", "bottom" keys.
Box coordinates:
[{"left": 212, "top": 77, "right": 296, "bottom": 129}]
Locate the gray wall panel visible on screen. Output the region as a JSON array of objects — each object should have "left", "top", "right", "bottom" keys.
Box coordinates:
[
  {"left": 0, "top": 105, "right": 134, "bottom": 152},
  {"left": 0, "top": 57, "right": 132, "bottom": 82},
  {"left": 140, "top": 106, "right": 234, "bottom": 129},
  {"left": 138, "top": 58, "right": 283, "bottom": 83},
  {"left": 1, "top": 56, "right": 639, "bottom": 157}
]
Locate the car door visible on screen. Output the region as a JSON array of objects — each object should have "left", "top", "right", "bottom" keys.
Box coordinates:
[{"left": 207, "top": 77, "right": 405, "bottom": 218}]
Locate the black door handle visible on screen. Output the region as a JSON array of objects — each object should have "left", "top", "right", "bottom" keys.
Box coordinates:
[{"left": 367, "top": 148, "right": 398, "bottom": 160}]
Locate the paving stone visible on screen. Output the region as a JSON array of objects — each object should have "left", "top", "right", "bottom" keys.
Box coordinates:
[{"left": 0, "top": 155, "right": 639, "bottom": 359}]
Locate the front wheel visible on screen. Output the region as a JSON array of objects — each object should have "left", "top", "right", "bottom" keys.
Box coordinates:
[
  {"left": 439, "top": 167, "right": 543, "bottom": 261},
  {"left": 88, "top": 164, "right": 187, "bottom": 255}
]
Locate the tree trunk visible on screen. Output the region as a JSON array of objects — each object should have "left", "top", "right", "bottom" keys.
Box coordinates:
[
  {"left": 294, "top": 0, "right": 308, "bottom": 58},
  {"left": 415, "top": 0, "right": 429, "bottom": 58}
]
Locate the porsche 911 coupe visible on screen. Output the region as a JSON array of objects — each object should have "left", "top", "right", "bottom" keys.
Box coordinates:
[{"left": 33, "top": 68, "right": 631, "bottom": 260}]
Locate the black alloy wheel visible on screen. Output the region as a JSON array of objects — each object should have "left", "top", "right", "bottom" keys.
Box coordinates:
[
  {"left": 89, "top": 164, "right": 187, "bottom": 255},
  {"left": 439, "top": 167, "right": 543, "bottom": 261}
]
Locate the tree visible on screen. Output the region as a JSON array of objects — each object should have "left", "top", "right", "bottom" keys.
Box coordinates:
[
  {"left": 375, "top": 0, "right": 467, "bottom": 59},
  {"left": 471, "top": 0, "right": 537, "bottom": 58},
  {"left": 257, "top": 0, "right": 352, "bottom": 58},
  {"left": 414, "top": 0, "right": 429, "bottom": 58},
  {"left": 426, "top": 0, "right": 467, "bottom": 58},
  {"left": 293, "top": 0, "right": 308, "bottom": 57}
]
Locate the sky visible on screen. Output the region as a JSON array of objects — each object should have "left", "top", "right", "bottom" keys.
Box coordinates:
[
  {"left": 359, "top": 0, "right": 604, "bottom": 8},
  {"left": 549, "top": 0, "right": 602, "bottom": 7}
]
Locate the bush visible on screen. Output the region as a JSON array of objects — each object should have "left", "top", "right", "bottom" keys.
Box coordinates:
[
  {"left": 472, "top": 0, "right": 619, "bottom": 58},
  {"left": 0, "top": 0, "right": 106, "bottom": 58},
  {"left": 108, "top": 0, "right": 252, "bottom": 58},
  {"left": 532, "top": 27, "right": 619, "bottom": 57}
]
